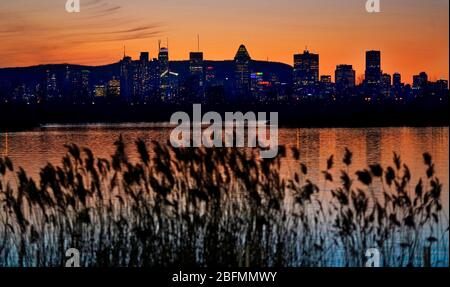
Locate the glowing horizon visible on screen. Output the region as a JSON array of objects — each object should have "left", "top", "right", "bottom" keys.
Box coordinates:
[{"left": 1, "top": 0, "right": 448, "bottom": 84}]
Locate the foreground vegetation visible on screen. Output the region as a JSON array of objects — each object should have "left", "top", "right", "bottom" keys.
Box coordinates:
[{"left": 0, "top": 138, "right": 448, "bottom": 267}]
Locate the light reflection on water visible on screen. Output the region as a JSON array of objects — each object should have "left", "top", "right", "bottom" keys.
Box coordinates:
[
  {"left": 2, "top": 125, "right": 448, "bottom": 214},
  {"left": 0, "top": 125, "right": 449, "bottom": 266}
]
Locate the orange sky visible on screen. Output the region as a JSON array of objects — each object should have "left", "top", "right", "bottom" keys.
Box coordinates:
[{"left": 1, "top": 0, "right": 448, "bottom": 83}]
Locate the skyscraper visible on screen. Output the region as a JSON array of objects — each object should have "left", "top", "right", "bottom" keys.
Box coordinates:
[
  {"left": 319, "top": 75, "right": 334, "bottom": 99},
  {"left": 413, "top": 72, "right": 428, "bottom": 88},
  {"left": 158, "top": 47, "right": 170, "bottom": 101},
  {"left": 364, "top": 50, "right": 382, "bottom": 99},
  {"left": 234, "top": 44, "right": 251, "bottom": 99},
  {"left": 120, "top": 55, "right": 133, "bottom": 102},
  {"left": 365, "top": 50, "right": 381, "bottom": 85},
  {"left": 188, "top": 51, "right": 205, "bottom": 102},
  {"left": 94, "top": 85, "right": 107, "bottom": 97},
  {"left": 107, "top": 77, "right": 121, "bottom": 98},
  {"left": 137, "top": 52, "right": 151, "bottom": 102},
  {"left": 81, "top": 70, "right": 90, "bottom": 99},
  {"left": 140, "top": 52, "right": 149, "bottom": 63},
  {"left": 205, "top": 66, "right": 216, "bottom": 86},
  {"left": 412, "top": 72, "right": 429, "bottom": 98},
  {"left": 293, "top": 50, "right": 319, "bottom": 93},
  {"left": 189, "top": 52, "right": 204, "bottom": 79},
  {"left": 381, "top": 73, "right": 392, "bottom": 98},
  {"left": 393, "top": 73, "right": 402, "bottom": 87},
  {"left": 335, "top": 64, "right": 355, "bottom": 91},
  {"left": 45, "top": 70, "right": 58, "bottom": 99}
]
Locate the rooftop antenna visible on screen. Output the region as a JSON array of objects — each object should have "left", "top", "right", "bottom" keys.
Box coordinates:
[
  {"left": 158, "top": 39, "right": 161, "bottom": 51},
  {"left": 197, "top": 34, "right": 200, "bottom": 52},
  {"left": 123, "top": 45, "right": 126, "bottom": 57},
  {"left": 167, "top": 38, "right": 169, "bottom": 50}
]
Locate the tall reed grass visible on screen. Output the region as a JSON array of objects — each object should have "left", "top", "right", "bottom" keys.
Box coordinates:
[{"left": 0, "top": 138, "right": 448, "bottom": 267}]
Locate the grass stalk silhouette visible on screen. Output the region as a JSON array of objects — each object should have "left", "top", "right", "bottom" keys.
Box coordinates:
[{"left": 0, "top": 137, "right": 448, "bottom": 267}]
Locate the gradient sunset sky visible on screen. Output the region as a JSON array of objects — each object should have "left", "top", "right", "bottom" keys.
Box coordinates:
[{"left": 1, "top": 0, "right": 448, "bottom": 83}]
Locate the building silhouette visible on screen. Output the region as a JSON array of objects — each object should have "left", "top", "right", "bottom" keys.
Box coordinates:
[
  {"left": 293, "top": 50, "right": 319, "bottom": 98},
  {"left": 120, "top": 55, "right": 133, "bottom": 102},
  {"left": 107, "top": 77, "right": 121, "bottom": 98},
  {"left": 335, "top": 64, "right": 355, "bottom": 92},
  {"left": 234, "top": 44, "right": 252, "bottom": 100},
  {"left": 158, "top": 47, "right": 171, "bottom": 101},
  {"left": 189, "top": 51, "right": 205, "bottom": 102},
  {"left": 364, "top": 50, "right": 382, "bottom": 99},
  {"left": 365, "top": 50, "right": 382, "bottom": 85},
  {"left": 393, "top": 73, "right": 402, "bottom": 87},
  {"left": 189, "top": 52, "right": 204, "bottom": 79},
  {"left": 381, "top": 73, "right": 392, "bottom": 98}
]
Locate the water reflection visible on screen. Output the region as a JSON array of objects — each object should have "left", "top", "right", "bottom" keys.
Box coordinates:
[
  {"left": 1, "top": 125, "right": 449, "bottom": 213},
  {"left": 0, "top": 125, "right": 448, "bottom": 266}
]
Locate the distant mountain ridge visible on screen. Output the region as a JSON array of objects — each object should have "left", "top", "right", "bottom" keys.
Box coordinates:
[{"left": 0, "top": 60, "right": 294, "bottom": 85}]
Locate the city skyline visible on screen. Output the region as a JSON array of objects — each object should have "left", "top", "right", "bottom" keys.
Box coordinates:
[
  {"left": 1, "top": 0, "right": 449, "bottom": 84},
  {"left": 0, "top": 44, "right": 448, "bottom": 86}
]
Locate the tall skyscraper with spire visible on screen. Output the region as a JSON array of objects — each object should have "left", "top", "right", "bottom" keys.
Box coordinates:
[
  {"left": 234, "top": 44, "right": 251, "bottom": 99},
  {"left": 158, "top": 46, "right": 170, "bottom": 101},
  {"left": 190, "top": 35, "right": 204, "bottom": 81}
]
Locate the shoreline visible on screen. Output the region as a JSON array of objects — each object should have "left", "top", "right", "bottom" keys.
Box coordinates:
[{"left": 2, "top": 121, "right": 449, "bottom": 133}]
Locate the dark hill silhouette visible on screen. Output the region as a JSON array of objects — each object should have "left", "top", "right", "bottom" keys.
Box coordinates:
[{"left": 0, "top": 60, "right": 293, "bottom": 85}]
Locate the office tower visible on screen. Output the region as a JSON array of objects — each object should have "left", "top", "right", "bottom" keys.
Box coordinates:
[
  {"left": 382, "top": 73, "right": 391, "bottom": 86},
  {"left": 158, "top": 47, "right": 170, "bottom": 101},
  {"left": 435, "top": 79, "right": 449, "bottom": 90},
  {"left": 413, "top": 72, "right": 428, "bottom": 88},
  {"left": 365, "top": 50, "right": 382, "bottom": 85},
  {"left": 320, "top": 75, "right": 331, "bottom": 84},
  {"left": 433, "top": 79, "right": 449, "bottom": 101},
  {"left": 393, "top": 73, "right": 402, "bottom": 87},
  {"left": 364, "top": 50, "right": 382, "bottom": 99},
  {"left": 293, "top": 50, "right": 319, "bottom": 93},
  {"left": 158, "top": 48, "right": 169, "bottom": 77},
  {"left": 391, "top": 73, "right": 403, "bottom": 101},
  {"left": 136, "top": 52, "right": 151, "bottom": 102},
  {"left": 412, "top": 72, "right": 429, "bottom": 98},
  {"left": 81, "top": 70, "right": 90, "bottom": 100},
  {"left": 45, "top": 70, "right": 58, "bottom": 100},
  {"left": 120, "top": 55, "right": 133, "bottom": 102},
  {"left": 149, "top": 58, "right": 160, "bottom": 100},
  {"left": 335, "top": 64, "right": 355, "bottom": 92},
  {"left": 140, "top": 52, "right": 149, "bottom": 63},
  {"left": 205, "top": 66, "right": 216, "bottom": 86},
  {"left": 70, "top": 71, "right": 82, "bottom": 102},
  {"left": 189, "top": 52, "right": 204, "bottom": 79},
  {"left": 381, "top": 73, "right": 392, "bottom": 98},
  {"left": 319, "top": 75, "right": 333, "bottom": 100},
  {"left": 107, "top": 77, "right": 121, "bottom": 98},
  {"left": 94, "top": 85, "right": 107, "bottom": 97},
  {"left": 234, "top": 44, "right": 251, "bottom": 98},
  {"left": 250, "top": 71, "right": 269, "bottom": 102},
  {"left": 62, "top": 66, "right": 72, "bottom": 99},
  {"left": 188, "top": 51, "right": 205, "bottom": 102}
]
